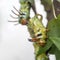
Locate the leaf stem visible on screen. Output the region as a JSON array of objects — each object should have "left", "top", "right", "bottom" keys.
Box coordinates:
[{"left": 51, "top": 0, "right": 57, "bottom": 19}]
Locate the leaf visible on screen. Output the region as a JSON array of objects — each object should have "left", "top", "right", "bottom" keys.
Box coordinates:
[
  {"left": 47, "top": 14, "right": 60, "bottom": 60},
  {"left": 47, "top": 14, "right": 60, "bottom": 50},
  {"left": 49, "top": 44, "right": 60, "bottom": 60},
  {"left": 47, "top": 14, "right": 60, "bottom": 37},
  {"left": 47, "top": 14, "right": 60, "bottom": 53},
  {"left": 49, "top": 37, "right": 60, "bottom": 50}
]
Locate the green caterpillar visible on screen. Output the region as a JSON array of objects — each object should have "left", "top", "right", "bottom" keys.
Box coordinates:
[
  {"left": 9, "top": 0, "right": 48, "bottom": 46},
  {"left": 27, "top": 14, "right": 48, "bottom": 46}
]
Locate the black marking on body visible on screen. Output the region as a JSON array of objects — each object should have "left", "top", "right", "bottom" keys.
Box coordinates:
[{"left": 37, "top": 33, "right": 42, "bottom": 37}]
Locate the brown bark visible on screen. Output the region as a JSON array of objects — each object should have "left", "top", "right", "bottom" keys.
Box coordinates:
[{"left": 40, "top": 0, "right": 60, "bottom": 21}]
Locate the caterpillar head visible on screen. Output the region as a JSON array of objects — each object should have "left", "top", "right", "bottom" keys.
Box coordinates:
[{"left": 8, "top": 0, "right": 30, "bottom": 25}]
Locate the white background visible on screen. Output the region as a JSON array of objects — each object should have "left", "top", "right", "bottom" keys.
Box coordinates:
[{"left": 0, "top": 0, "right": 55, "bottom": 60}]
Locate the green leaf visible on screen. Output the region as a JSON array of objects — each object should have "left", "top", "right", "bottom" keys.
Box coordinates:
[
  {"left": 47, "top": 14, "right": 60, "bottom": 37},
  {"left": 47, "top": 15, "right": 60, "bottom": 37},
  {"left": 49, "top": 37, "right": 60, "bottom": 50},
  {"left": 49, "top": 45, "right": 60, "bottom": 60},
  {"left": 47, "top": 14, "right": 60, "bottom": 60},
  {"left": 47, "top": 15, "right": 60, "bottom": 50},
  {"left": 47, "top": 14, "right": 60, "bottom": 50}
]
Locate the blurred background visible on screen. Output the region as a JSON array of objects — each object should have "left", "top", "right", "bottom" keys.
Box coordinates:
[{"left": 0, "top": 0, "right": 50, "bottom": 60}]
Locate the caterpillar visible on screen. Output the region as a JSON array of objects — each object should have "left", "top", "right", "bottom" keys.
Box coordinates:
[
  {"left": 27, "top": 14, "right": 48, "bottom": 46},
  {"left": 8, "top": 0, "right": 48, "bottom": 46},
  {"left": 8, "top": 0, "right": 31, "bottom": 25}
]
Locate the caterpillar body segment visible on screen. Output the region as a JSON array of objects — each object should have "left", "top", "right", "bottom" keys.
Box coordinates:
[{"left": 27, "top": 14, "right": 47, "bottom": 46}]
